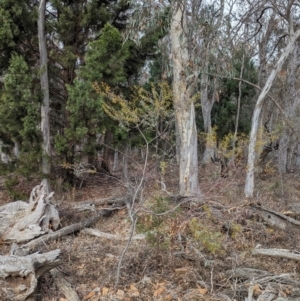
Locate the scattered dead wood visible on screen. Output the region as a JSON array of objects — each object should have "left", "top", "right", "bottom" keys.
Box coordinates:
[
  {"left": 73, "top": 202, "right": 96, "bottom": 212},
  {"left": 1, "top": 180, "right": 60, "bottom": 243},
  {"left": 226, "top": 265, "right": 300, "bottom": 301},
  {"left": 0, "top": 249, "right": 61, "bottom": 301},
  {"left": 75, "top": 196, "right": 125, "bottom": 207},
  {"left": 50, "top": 268, "right": 80, "bottom": 301},
  {"left": 250, "top": 203, "right": 300, "bottom": 232},
  {"left": 15, "top": 202, "right": 125, "bottom": 256},
  {"left": 252, "top": 248, "right": 300, "bottom": 261},
  {"left": 82, "top": 228, "right": 145, "bottom": 240},
  {"left": 226, "top": 267, "right": 270, "bottom": 280}
]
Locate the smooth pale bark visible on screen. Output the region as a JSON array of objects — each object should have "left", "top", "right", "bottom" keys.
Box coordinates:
[
  {"left": 234, "top": 54, "right": 245, "bottom": 139},
  {"left": 278, "top": 41, "right": 300, "bottom": 173},
  {"left": 171, "top": 2, "right": 201, "bottom": 196},
  {"left": 245, "top": 29, "right": 300, "bottom": 198},
  {"left": 113, "top": 149, "right": 119, "bottom": 172},
  {"left": 201, "top": 59, "right": 215, "bottom": 163},
  {"left": 38, "top": 0, "right": 51, "bottom": 192},
  {"left": 0, "top": 140, "right": 9, "bottom": 164},
  {"left": 200, "top": 0, "right": 224, "bottom": 163}
]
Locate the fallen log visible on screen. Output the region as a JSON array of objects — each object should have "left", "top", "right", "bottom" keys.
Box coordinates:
[
  {"left": 50, "top": 268, "right": 80, "bottom": 301},
  {"left": 0, "top": 249, "right": 61, "bottom": 301},
  {"left": 73, "top": 196, "right": 126, "bottom": 208},
  {"left": 250, "top": 203, "right": 300, "bottom": 232},
  {"left": 15, "top": 202, "right": 125, "bottom": 256},
  {"left": 82, "top": 228, "right": 146, "bottom": 240},
  {"left": 252, "top": 248, "right": 300, "bottom": 261}
]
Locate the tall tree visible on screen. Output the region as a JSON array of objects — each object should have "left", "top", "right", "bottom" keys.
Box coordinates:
[
  {"left": 171, "top": 0, "right": 201, "bottom": 196},
  {"left": 277, "top": 40, "right": 300, "bottom": 173},
  {"left": 245, "top": 28, "right": 300, "bottom": 197},
  {"left": 38, "top": 0, "right": 51, "bottom": 191}
]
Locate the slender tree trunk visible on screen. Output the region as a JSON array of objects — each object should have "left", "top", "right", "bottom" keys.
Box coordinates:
[
  {"left": 113, "top": 149, "right": 119, "bottom": 172},
  {"left": 245, "top": 29, "right": 300, "bottom": 198},
  {"left": 171, "top": 1, "right": 201, "bottom": 197},
  {"left": 278, "top": 41, "right": 300, "bottom": 173},
  {"left": 123, "top": 146, "right": 129, "bottom": 180},
  {"left": 38, "top": 0, "right": 51, "bottom": 192},
  {"left": 0, "top": 140, "right": 9, "bottom": 164},
  {"left": 234, "top": 53, "right": 245, "bottom": 139},
  {"left": 201, "top": 58, "right": 215, "bottom": 163}
]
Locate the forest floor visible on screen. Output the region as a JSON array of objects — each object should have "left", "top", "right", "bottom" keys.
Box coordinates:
[{"left": 1, "top": 159, "right": 300, "bottom": 301}]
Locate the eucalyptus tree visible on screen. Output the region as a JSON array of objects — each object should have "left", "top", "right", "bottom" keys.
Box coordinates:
[
  {"left": 170, "top": 0, "right": 201, "bottom": 196},
  {"left": 242, "top": 0, "right": 300, "bottom": 197},
  {"left": 277, "top": 40, "right": 300, "bottom": 174}
]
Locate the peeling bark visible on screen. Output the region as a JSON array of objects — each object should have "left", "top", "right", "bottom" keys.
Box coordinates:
[{"left": 171, "top": 1, "right": 201, "bottom": 197}]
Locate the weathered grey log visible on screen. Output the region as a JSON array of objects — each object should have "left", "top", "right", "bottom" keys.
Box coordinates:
[
  {"left": 0, "top": 201, "right": 28, "bottom": 236},
  {"left": 74, "top": 196, "right": 125, "bottom": 207},
  {"left": 252, "top": 248, "right": 300, "bottom": 261},
  {"left": 15, "top": 203, "right": 124, "bottom": 256},
  {"left": 226, "top": 267, "right": 270, "bottom": 280},
  {"left": 50, "top": 268, "right": 80, "bottom": 301},
  {"left": 0, "top": 249, "right": 61, "bottom": 301},
  {"left": 1, "top": 181, "right": 60, "bottom": 243},
  {"left": 251, "top": 203, "right": 300, "bottom": 232},
  {"left": 82, "top": 228, "right": 145, "bottom": 240}
]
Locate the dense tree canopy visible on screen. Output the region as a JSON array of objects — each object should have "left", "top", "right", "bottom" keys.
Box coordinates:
[{"left": 0, "top": 0, "right": 299, "bottom": 199}]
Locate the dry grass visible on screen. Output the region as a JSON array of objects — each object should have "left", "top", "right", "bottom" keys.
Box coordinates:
[{"left": 1, "top": 161, "right": 300, "bottom": 301}]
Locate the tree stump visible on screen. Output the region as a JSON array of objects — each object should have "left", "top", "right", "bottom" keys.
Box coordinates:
[
  {"left": 0, "top": 180, "right": 60, "bottom": 243},
  {"left": 0, "top": 249, "right": 61, "bottom": 301}
]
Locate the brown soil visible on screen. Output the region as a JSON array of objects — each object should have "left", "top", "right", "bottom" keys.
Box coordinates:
[{"left": 1, "top": 162, "right": 300, "bottom": 301}]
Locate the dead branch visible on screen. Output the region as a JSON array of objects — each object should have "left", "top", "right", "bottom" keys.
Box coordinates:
[
  {"left": 15, "top": 203, "right": 124, "bottom": 256},
  {"left": 252, "top": 248, "right": 300, "bottom": 261},
  {"left": 251, "top": 203, "right": 300, "bottom": 232},
  {"left": 226, "top": 267, "right": 270, "bottom": 280},
  {"left": 82, "top": 228, "right": 145, "bottom": 240},
  {"left": 50, "top": 268, "right": 80, "bottom": 301},
  {"left": 74, "top": 196, "right": 125, "bottom": 207}
]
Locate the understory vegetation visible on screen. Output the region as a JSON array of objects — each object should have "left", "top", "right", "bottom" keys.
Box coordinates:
[{"left": 1, "top": 0, "right": 300, "bottom": 300}]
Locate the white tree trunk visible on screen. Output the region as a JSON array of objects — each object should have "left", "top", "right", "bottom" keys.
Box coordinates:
[
  {"left": 0, "top": 140, "right": 10, "bottom": 164},
  {"left": 171, "top": 1, "right": 201, "bottom": 196},
  {"left": 278, "top": 41, "right": 300, "bottom": 173},
  {"left": 234, "top": 54, "right": 245, "bottom": 138},
  {"left": 201, "top": 58, "right": 215, "bottom": 163},
  {"left": 113, "top": 149, "right": 119, "bottom": 172},
  {"left": 245, "top": 29, "right": 300, "bottom": 198},
  {"left": 14, "top": 142, "right": 20, "bottom": 159},
  {"left": 38, "top": 0, "right": 51, "bottom": 192}
]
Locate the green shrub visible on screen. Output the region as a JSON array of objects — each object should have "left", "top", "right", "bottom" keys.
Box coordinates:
[{"left": 189, "top": 217, "right": 224, "bottom": 254}]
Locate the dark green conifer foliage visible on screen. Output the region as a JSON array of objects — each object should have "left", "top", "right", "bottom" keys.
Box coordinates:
[
  {"left": 0, "top": 0, "right": 169, "bottom": 182},
  {"left": 0, "top": 0, "right": 37, "bottom": 71},
  {"left": 212, "top": 53, "right": 258, "bottom": 138},
  {"left": 0, "top": 54, "right": 41, "bottom": 176},
  {"left": 58, "top": 24, "right": 129, "bottom": 168},
  {"left": 45, "top": 0, "right": 131, "bottom": 179}
]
